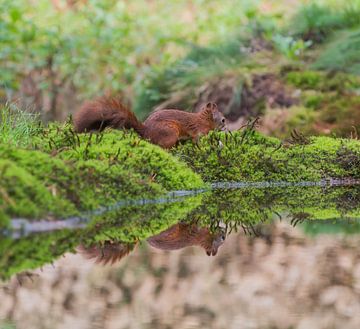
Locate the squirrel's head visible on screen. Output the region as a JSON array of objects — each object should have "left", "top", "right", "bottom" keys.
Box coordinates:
[
  {"left": 202, "top": 102, "right": 227, "bottom": 131},
  {"left": 204, "top": 230, "right": 226, "bottom": 256}
]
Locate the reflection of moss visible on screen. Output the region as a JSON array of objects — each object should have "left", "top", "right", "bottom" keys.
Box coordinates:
[
  {"left": 174, "top": 130, "right": 360, "bottom": 182},
  {"left": 88, "top": 195, "right": 203, "bottom": 243},
  {"left": 0, "top": 196, "right": 202, "bottom": 280},
  {"left": 188, "top": 185, "right": 360, "bottom": 230},
  {"left": 0, "top": 229, "right": 81, "bottom": 280},
  {"left": 1, "top": 183, "right": 359, "bottom": 280}
]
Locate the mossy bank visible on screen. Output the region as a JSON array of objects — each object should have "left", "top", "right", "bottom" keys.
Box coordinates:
[
  {"left": 0, "top": 123, "right": 204, "bottom": 226},
  {"left": 1, "top": 120, "right": 360, "bottom": 226}
]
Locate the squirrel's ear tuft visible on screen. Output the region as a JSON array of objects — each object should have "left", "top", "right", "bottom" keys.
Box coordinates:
[{"left": 206, "top": 102, "right": 218, "bottom": 111}]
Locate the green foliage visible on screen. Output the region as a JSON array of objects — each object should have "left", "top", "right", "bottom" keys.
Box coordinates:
[
  {"left": 0, "top": 0, "right": 247, "bottom": 110},
  {"left": 0, "top": 104, "right": 41, "bottom": 146},
  {"left": 272, "top": 34, "right": 312, "bottom": 59},
  {"left": 288, "top": 2, "right": 360, "bottom": 42},
  {"left": 313, "top": 29, "right": 360, "bottom": 75},
  {"left": 134, "top": 37, "right": 246, "bottom": 114},
  {"left": 285, "top": 70, "right": 360, "bottom": 91},
  {"left": 288, "top": 3, "right": 346, "bottom": 42}
]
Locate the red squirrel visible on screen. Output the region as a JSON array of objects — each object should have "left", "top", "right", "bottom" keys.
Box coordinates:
[
  {"left": 73, "top": 97, "right": 227, "bottom": 148},
  {"left": 79, "top": 223, "right": 226, "bottom": 265}
]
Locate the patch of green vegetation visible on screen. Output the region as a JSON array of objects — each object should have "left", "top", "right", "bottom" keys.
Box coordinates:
[
  {"left": 288, "top": 3, "right": 360, "bottom": 42},
  {"left": 285, "top": 106, "right": 317, "bottom": 135},
  {"left": 316, "top": 95, "right": 360, "bottom": 136},
  {"left": 313, "top": 29, "right": 360, "bottom": 75},
  {"left": 174, "top": 129, "right": 360, "bottom": 182},
  {"left": 0, "top": 123, "right": 204, "bottom": 226},
  {"left": 0, "top": 104, "right": 41, "bottom": 146},
  {"left": 285, "top": 70, "right": 360, "bottom": 91},
  {"left": 134, "top": 37, "right": 246, "bottom": 114},
  {"left": 283, "top": 93, "right": 360, "bottom": 137}
]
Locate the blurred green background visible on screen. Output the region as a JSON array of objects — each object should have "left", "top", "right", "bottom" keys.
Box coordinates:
[{"left": 1, "top": 0, "right": 360, "bottom": 137}]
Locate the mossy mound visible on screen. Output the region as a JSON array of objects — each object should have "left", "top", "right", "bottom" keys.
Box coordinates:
[
  {"left": 174, "top": 129, "right": 360, "bottom": 182},
  {"left": 0, "top": 123, "right": 204, "bottom": 225}
]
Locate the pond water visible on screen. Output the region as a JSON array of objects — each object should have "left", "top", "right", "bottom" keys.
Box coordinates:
[{"left": 1, "top": 180, "right": 360, "bottom": 329}]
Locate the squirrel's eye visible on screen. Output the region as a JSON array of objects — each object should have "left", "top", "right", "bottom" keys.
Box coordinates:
[{"left": 221, "top": 118, "right": 225, "bottom": 123}]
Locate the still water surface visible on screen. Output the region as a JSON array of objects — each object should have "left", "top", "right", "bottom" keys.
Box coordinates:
[{"left": 1, "top": 180, "right": 360, "bottom": 329}]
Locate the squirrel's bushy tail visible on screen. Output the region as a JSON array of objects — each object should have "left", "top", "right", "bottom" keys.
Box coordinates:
[{"left": 74, "top": 97, "right": 145, "bottom": 135}]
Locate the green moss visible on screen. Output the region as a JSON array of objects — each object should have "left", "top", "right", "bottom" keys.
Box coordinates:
[
  {"left": 0, "top": 123, "right": 204, "bottom": 225},
  {"left": 286, "top": 71, "right": 323, "bottom": 89},
  {"left": 0, "top": 159, "right": 74, "bottom": 224},
  {"left": 285, "top": 106, "right": 317, "bottom": 135},
  {"left": 174, "top": 130, "right": 360, "bottom": 182}
]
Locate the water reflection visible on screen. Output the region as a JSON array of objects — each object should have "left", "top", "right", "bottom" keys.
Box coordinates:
[
  {"left": 0, "top": 182, "right": 359, "bottom": 281},
  {"left": 80, "top": 222, "right": 226, "bottom": 265}
]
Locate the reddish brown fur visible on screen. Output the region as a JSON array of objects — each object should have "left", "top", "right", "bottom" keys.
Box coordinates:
[
  {"left": 73, "top": 97, "right": 226, "bottom": 149},
  {"left": 79, "top": 223, "right": 226, "bottom": 265},
  {"left": 147, "top": 222, "right": 225, "bottom": 256}
]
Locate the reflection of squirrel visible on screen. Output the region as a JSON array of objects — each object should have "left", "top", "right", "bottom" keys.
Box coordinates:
[
  {"left": 79, "top": 223, "right": 226, "bottom": 265},
  {"left": 74, "top": 97, "right": 227, "bottom": 148}
]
